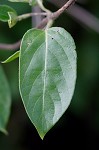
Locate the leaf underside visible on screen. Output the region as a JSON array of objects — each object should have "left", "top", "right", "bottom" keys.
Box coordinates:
[
  {"left": 2, "top": 51, "right": 19, "bottom": 63},
  {"left": 8, "top": 11, "right": 18, "bottom": 28},
  {"left": 19, "top": 27, "right": 77, "bottom": 139},
  {"left": 0, "top": 66, "right": 11, "bottom": 134}
]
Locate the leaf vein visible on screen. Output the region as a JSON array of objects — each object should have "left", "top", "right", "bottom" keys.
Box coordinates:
[{"left": 47, "top": 33, "right": 74, "bottom": 72}]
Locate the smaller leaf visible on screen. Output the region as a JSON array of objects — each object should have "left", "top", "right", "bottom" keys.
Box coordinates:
[
  {"left": 8, "top": 12, "right": 18, "bottom": 28},
  {"left": 2, "top": 51, "right": 19, "bottom": 64},
  {"left": 0, "top": 65, "right": 11, "bottom": 134},
  {"left": 0, "top": 5, "right": 16, "bottom": 22}
]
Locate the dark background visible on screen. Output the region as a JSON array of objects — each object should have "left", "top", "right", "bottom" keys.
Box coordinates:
[{"left": 0, "top": 0, "right": 99, "bottom": 149}]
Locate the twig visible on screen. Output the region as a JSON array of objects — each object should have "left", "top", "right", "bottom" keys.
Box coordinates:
[
  {"left": 50, "top": 0, "right": 99, "bottom": 33},
  {"left": 0, "top": 40, "right": 21, "bottom": 51},
  {"left": 32, "top": 6, "right": 43, "bottom": 27},
  {"left": 18, "top": 12, "right": 47, "bottom": 21},
  {"left": 37, "top": 0, "right": 76, "bottom": 29},
  {"left": 0, "top": 0, "right": 76, "bottom": 50}
]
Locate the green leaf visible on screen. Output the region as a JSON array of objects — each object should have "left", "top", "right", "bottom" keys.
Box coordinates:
[
  {"left": 2, "top": 51, "right": 19, "bottom": 64},
  {"left": 0, "top": 65, "right": 11, "bottom": 134},
  {"left": 0, "top": 5, "right": 16, "bottom": 22},
  {"left": 19, "top": 27, "right": 77, "bottom": 139},
  {"left": 8, "top": 0, "right": 37, "bottom": 6},
  {"left": 8, "top": 11, "right": 18, "bottom": 28}
]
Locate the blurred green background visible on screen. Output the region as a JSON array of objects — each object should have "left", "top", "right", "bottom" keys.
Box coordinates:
[{"left": 0, "top": 0, "right": 99, "bottom": 149}]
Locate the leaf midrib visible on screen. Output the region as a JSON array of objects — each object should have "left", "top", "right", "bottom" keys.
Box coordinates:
[{"left": 42, "top": 30, "right": 48, "bottom": 112}]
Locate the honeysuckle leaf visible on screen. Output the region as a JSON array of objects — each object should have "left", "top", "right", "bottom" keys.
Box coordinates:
[
  {"left": 2, "top": 51, "right": 19, "bottom": 63},
  {"left": 0, "top": 5, "right": 16, "bottom": 22},
  {"left": 19, "top": 27, "right": 77, "bottom": 139},
  {"left": 0, "top": 66, "right": 11, "bottom": 134}
]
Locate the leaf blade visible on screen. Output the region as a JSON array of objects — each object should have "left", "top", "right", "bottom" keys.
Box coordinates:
[
  {"left": 0, "top": 66, "right": 11, "bottom": 133},
  {"left": 19, "top": 27, "right": 77, "bottom": 139},
  {"left": 8, "top": 11, "right": 18, "bottom": 28},
  {"left": 0, "top": 5, "right": 16, "bottom": 22},
  {"left": 2, "top": 51, "right": 19, "bottom": 63}
]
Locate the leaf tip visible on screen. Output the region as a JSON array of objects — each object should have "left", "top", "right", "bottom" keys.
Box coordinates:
[
  {"left": 0, "top": 128, "right": 8, "bottom": 135},
  {"left": 1, "top": 59, "right": 10, "bottom": 64},
  {"left": 39, "top": 133, "right": 45, "bottom": 140},
  {"left": 37, "top": 130, "right": 46, "bottom": 140},
  {"left": 1, "top": 60, "right": 6, "bottom": 64}
]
